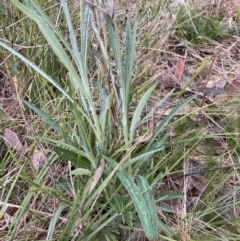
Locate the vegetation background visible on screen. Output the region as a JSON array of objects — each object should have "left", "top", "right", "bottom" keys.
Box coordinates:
[{"left": 0, "top": 0, "right": 240, "bottom": 240}]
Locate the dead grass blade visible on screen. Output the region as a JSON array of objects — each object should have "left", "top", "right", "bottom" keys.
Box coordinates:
[
  {"left": 3, "top": 128, "right": 27, "bottom": 155},
  {"left": 88, "top": 158, "right": 105, "bottom": 195}
]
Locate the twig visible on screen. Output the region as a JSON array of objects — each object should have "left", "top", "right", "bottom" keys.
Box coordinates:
[{"left": 178, "top": 163, "right": 240, "bottom": 178}]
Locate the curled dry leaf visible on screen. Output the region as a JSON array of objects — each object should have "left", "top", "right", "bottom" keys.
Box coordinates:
[
  {"left": 88, "top": 158, "right": 105, "bottom": 195},
  {"left": 3, "top": 128, "right": 27, "bottom": 155},
  {"left": 31, "top": 149, "right": 47, "bottom": 172},
  {"left": 174, "top": 57, "right": 186, "bottom": 83}
]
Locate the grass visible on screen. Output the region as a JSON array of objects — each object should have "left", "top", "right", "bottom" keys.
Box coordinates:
[{"left": 1, "top": 0, "right": 240, "bottom": 240}]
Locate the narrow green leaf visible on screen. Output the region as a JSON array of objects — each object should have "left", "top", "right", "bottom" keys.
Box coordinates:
[
  {"left": 124, "top": 145, "right": 165, "bottom": 167},
  {"left": 175, "top": 60, "right": 209, "bottom": 98},
  {"left": 155, "top": 192, "right": 183, "bottom": 202},
  {"left": 61, "top": 0, "right": 81, "bottom": 65},
  {"left": 114, "top": 194, "right": 124, "bottom": 215},
  {"left": 106, "top": 158, "right": 158, "bottom": 239},
  {"left": 56, "top": 180, "right": 84, "bottom": 192},
  {"left": 91, "top": 24, "right": 120, "bottom": 104},
  {"left": 138, "top": 89, "right": 175, "bottom": 127},
  {"left": 71, "top": 168, "right": 92, "bottom": 176},
  {"left": 53, "top": 146, "right": 91, "bottom": 169},
  {"left": 123, "top": 15, "right": 138, "bottom": 106},
  {"left": 6, "top": 152, "right": 58, "bottom": 240},
  {"left": 199, "top": 186, "right": 240, "bottom": 218},
  {"left": 61, "top": 0, "right": 91, "bottom": 100},
  {"left": 136, "top": 175, "right": 158, "bottom": 237},
  {"left": 104, "top": 15, "right": 122, "bottom": 81},
  {"left": 123, "top": 211, "right": 134, "bottom": 229},
  {"left": 23, "top": 100, "right": 74, "bottom": 146},
  {"left": 99, "top": 94, "right": 112, "bottom": 134},
  {"left": 0, "top": 41, "right": 72, "bottom": 102},
  {"left": 11, "top": 0, "right": 87, "bottom": 96},
  {"left": 158, "top": 219, "right": 172, "bottom": 237},
  {"left": 21, "top": 0, "right": 73, "bottom": 55},
  {"left": 130, "top": 83, "right": 156, "bottom": 139},
  {"left": 19, "top": 175, "right": 42, "bottom": 188},
  {"left": 58, "top": 191, "right": 82, "bottom": 240},
  {"left": 97, "top": 81, "right": 108, "bottom": 100},
  {"left": 147, "top": 94, "right": 197, "bottom": 148},
  {"left": 47, "top": 206, "right": 66, "bottom": 240},
  {"left": 80, "top": 0, "right": 90, "bottom": 68},
  {"left": 1, "top": 159, "right": 28, "bottom": 218}
]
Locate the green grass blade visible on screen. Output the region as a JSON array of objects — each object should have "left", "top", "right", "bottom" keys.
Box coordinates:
[
  {"left": 86, "top": 208, "right": 118, "bottom": 240},
  {"left": 99, "top": 94, "right": 112, "bottom": 134},
  {"left": 11, "top": 0, "right": 89, "bottom": 97},
  {"left": 47, "top": 206, "right": 66, "bottom": 240},
  {"left": 0, "top": 156, "right": 28, "bottom": 218},
  {"left": 71, "top": 168, "right": 92, "bottom": 176},
  {"left": 23, "top": 100, "right": 74, "bottom": 145},
  {"left": 0, "top": 41, "right": 72, "bottom": 102},
  {"left": 61, "top": 0, "right": 94, "bottom": 123},
  {"left": 58, "top": 190, "right": 81, "bottom": 240},
  {"left": 136, "top": 175, "right": 158, "bottom": 238},
  {"left": 158, "top": 219, "right": 172, "bottom": 237},
  {"left": 138, "top": 89, "right": 175, "bottom": 127},
  {"left": 123, "top": 15, "right": 138, "bottom": 108},
  {"left": 124, "top": 145, "right": 165, "bottom": 167},
  {"left": 104, "top": 15, "right": 122, "bottom": 83},
  {"left": 61, "top": 0, "right": 91, "bottom": 96},
  {"left": 18, "top": 1, "right": 97, "bottom": 130},
  {"left": 92, "top": 23, "right": 120, "bottom": 105},
  {"left": 53, "top": 146, "right": 91, "bottom": 169},
  {"left": 7, "top": 153, "right": 58, "bottom": 240},
  {"left": 130, "top": 83, "right": 156, "bottom": 139},
  {"left": 114, "top": 194, "right": 124, "bottom": 214},
  {"left": 80, "top": 0, "right": 90, "bottom": 68},
  {"left": 97, "top": 82, "right": 113, "bottom": 152},
  {"left": 66, "top": 3, "right": 101, "bottom": 140},
  {"left": 21, "top": 0, "right": 73, "bottom": 54},
  {"left": 147, "top": 94, "right": 197, "bottom": 148},
  {"left": 106, "top": 158, "right": 158, "bottom": 239},
  {"left": 61, "top": 0, "right": 81, "bottom": 65}
]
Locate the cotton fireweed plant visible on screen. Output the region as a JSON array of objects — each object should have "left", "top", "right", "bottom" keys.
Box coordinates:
[{"left": 0, "top": 0, "right": 196, "bottom": 240}]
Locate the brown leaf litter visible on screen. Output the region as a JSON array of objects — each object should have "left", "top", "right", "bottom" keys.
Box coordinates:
[{"left": 3, "top": 127, "right": 47, "bottom": 172}]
